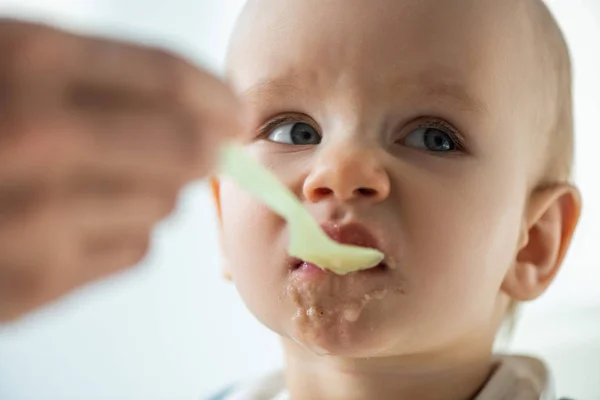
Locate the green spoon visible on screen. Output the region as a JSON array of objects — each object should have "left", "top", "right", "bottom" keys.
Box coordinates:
[{"left": 218, "top": 144, "right": 384, "bottom": 275}]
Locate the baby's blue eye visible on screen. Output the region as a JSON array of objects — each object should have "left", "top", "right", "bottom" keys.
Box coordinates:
[
  {"left": 267, "top": 122, "right": 321, "bottom": 145},
  {"left": 403, "top": 127, "right": 457, "bottom": 152}
]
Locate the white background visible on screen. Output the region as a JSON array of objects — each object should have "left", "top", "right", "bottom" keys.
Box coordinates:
[{"left": 0, "top": 1, "right": 598, "bottom": 399}]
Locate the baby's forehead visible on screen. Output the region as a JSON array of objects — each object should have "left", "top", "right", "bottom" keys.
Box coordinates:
[
  {"left": 230, "top": 0, "right": 522, "bottom": 62},
  {"left": 231, "top": 0, "right": 557, "bottom": 127},
  {"left": 230, "top": 0, "right": 533, "bottom": 112}
]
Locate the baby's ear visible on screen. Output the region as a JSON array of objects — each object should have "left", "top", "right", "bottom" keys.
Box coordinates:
[
  {"left": 502, "top": 184, "right": 581, "bottom": 301},
  {"left": 210, "top": 177, "right": 233, "bottom": 282}
]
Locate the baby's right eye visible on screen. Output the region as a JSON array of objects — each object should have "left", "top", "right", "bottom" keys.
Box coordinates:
[{"left": 267, "top": 122, "right": 322, "bottom": 145}]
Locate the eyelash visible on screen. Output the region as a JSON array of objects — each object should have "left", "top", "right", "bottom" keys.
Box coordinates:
[
  {"left": 257, "top": 114, "right": 315, "bottom": 139},
  {"left": 257, "top": 114, "right": 467, "bottom": 152},
  {"left": 408, "top": 119, "right": 467, "bottom": 152}
]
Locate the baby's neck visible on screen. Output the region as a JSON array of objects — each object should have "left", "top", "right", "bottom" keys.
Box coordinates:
[{"left": 282, "top": 340, "right": 496, "bottom": 400}]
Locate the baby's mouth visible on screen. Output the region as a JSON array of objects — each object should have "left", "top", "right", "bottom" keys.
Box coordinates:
[
  {"left": 291, "top": 260, "right": 388, "bottom": 275},
  {"left": 290, "top": 221, "right": 390, "bottom": 275},
  {"left": 284, "top": 222, "right": 394, "bottom": 351}
]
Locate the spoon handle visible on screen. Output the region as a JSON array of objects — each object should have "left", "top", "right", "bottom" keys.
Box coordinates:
[{"left": 218, "top": 144, "right": 306, "bottom": 221}]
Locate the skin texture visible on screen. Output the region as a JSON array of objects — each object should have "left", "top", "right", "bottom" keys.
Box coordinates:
[{"left": 213, "top": 0, "right": 581, "bottom": 399}]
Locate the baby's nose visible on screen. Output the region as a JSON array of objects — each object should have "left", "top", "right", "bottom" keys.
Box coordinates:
[{"left": 303, "top": 146, "right": 390, "bottom": 203}]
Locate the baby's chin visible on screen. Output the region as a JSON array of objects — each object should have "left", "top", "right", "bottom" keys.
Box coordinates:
[
  {"left": 283, "top": 306, "right": 401, "bottom": 358},
  {"left": 280, "top": 273, "right": 401, "bottom": 357}
]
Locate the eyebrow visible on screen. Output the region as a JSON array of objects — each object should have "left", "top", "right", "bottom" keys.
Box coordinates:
[
  {"left": 400, "top": 78, "right": 490, "bottom": 115},
  {"left": 240, "top": 77, "right": 304, "bottom": 105},
  {"left": 241, "top": 74, "right": 489, "bottom": 115}
]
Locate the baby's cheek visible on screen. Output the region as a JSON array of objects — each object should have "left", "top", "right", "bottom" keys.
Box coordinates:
[
  {"left": 221, "top": 181, "right": 275, "bottom": 260},
  {"left": 219, "top": 181, "right": 291, "bottom": 331},
  {"left": 397, "top": 180, "right": 522, "bottom": 338}
]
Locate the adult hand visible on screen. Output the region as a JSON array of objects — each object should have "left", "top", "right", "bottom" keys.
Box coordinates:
[{"left": 0, "top": 19, "right": 246, "bottom": 322}]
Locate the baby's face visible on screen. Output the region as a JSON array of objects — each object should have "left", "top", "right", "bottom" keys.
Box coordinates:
[{"left": 219, "top": 0, "right": 544, "bottom": 356}]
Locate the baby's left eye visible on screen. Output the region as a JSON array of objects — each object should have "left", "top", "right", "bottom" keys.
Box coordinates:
[
  {"left": 402, "top": 127, "right": 458, "bottom": 152},
  {"left": 267, "top": 122, "right": 322, "bottom": 145}
]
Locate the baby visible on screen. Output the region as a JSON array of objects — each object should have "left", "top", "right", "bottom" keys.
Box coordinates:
[{"left": 210, "top": 0, "right": 581, "bottom": 399}]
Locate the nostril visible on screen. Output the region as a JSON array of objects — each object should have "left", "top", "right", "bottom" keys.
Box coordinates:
[
  {"left": 357, "top": 187, "right": 377, "bottom": 197},
  {"left": 314, "top": 187, "right": 333, "bottom": 198}
]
